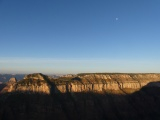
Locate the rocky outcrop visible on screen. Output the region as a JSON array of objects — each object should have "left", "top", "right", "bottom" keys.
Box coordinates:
[
  {"left": 1, "top": 73, "right": 160, "bottom": 120},
  {"left": 1, "top": 73, "right": 50, "bottom": 94},
  {"left": 2, "top": 73, "right": 160, "bottom": 94},
  {"left": 1, "top": 77, "right": 17, "bottom": 93},
  {"left": 1, "top": 82, "right": 160, "bottom": 120},
  {"left": 8, "top": 77, "right": 17, "bottom": 84},
  {"left": 24, "top": 73, "right": 46, "bottom": 80},
  {"left": 56, "top": 73, "right": 160, "bottom": 93},
  {"left": 11, "top": 83, "right": 50, "bottom": 94}
]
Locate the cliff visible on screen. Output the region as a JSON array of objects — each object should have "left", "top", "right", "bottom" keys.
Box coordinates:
[
  {"left": 2, "top": 73, "right": 160, "bottom": 94},
  {"left": 1, "top": 73, "right": 160, "bottom": 120},
  {"left": 56, "top": 73, "right": 160, "bottom": 93}
]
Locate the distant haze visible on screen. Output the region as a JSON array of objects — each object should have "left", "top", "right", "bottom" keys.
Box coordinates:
[{"left": 1, "top": 58, "right": 160, "bottom": 74}]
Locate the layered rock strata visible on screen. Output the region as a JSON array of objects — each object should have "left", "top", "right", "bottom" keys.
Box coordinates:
[
  {"left": 56, "top": 74, "right": 160, "bottom": 93},
  {"left": 2, "top": 73, "right": 160, "bottom": 94}
]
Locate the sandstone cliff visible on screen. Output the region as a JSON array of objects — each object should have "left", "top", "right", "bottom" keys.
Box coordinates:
[
  {"left": 2, "top": 73, "right": 160, "bottom": 94},
  {"left": 8, "top": 77, "right": 17, "bottom": 83},
  {"left": 1, "top": 73, "right": 160, "bottom": 120}
]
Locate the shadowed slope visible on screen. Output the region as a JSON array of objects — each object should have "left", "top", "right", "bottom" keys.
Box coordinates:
[{"left": 0, "top": 81, "right": 160, "bottom": 120}]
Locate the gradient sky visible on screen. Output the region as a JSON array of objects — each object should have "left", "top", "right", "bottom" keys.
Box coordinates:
[{"left": 0, "top": 0, "right": 160, "bottom": 74}]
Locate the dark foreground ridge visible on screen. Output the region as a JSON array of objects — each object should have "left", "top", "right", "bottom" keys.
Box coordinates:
[{"left": 0, "top": 73, "right": 160, "bottom": 120}]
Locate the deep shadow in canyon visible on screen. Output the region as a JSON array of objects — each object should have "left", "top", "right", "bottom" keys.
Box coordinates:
[
  {"left": 0, "top": 84, "right": 6, "bottom": 92},
  {"left": 0, "top": 82, "right": 160, "bottom": 120}
]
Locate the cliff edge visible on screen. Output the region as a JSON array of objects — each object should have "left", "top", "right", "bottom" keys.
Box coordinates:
[{"left": 2, "top": 73, "right": 160, "bottom": 94}]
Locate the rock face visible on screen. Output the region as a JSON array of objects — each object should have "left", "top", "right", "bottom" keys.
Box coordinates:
[
  {"left": 2, "top": 73, "right": 160, "bottom": 94},
  {"left": 1, "top": 77, "right": 17, "bottom": 93},
  {"left": 60, "top": 73, "right": 160, "bottom": 93},
  {"left": 24, "top": 73, "right": 45, "bottom": 80},
  {"left": 2, "top": 73, "right": 50, "bottom": 93},
  {"left": 12, "top": 83, "right": 50, "bottom": 94},
  {"left": 1, "top": 73, "right": 160, "bottom": 120},
  {"left": 8, "top": 77, "right": 17, "bottom": 83}
]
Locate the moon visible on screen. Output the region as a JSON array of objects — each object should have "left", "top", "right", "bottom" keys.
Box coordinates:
[{"left": 116, "top": 18, "right": 119, "bottom": 21}]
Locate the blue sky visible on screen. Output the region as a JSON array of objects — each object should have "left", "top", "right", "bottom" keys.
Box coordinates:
[{"left": 0, "top": 0, "right": 160, "bottom": 74}]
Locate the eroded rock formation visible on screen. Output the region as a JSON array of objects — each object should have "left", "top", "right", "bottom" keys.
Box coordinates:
[
  {"left": 1, "top": 73, "right": 160, "bottom": 120},
  {"left": 2, "top": 73, "right": 160, "bottom": 94}
]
